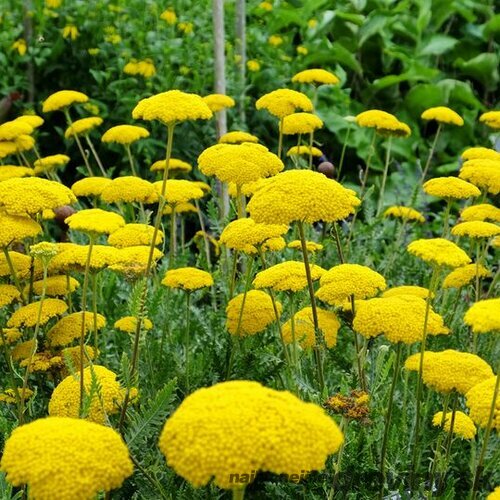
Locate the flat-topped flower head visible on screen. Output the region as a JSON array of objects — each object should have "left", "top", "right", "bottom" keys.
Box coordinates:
[
  {"left": 0, "top": 251, "right": 37, "bottom": 278},
  {"left": 461, "top": 204, "right": 500, "bottom": 222},
  {"left": 202, "top": 94, "right": 235, "bottom": 112},
  {"left": 421, "top": 106, "right": 464, "bottom": 126},
  {"left": 108, "top": 223, "right": 163, "bottom": 248},
  {"left": 292, "top": 68, "right": 339, "bottom": 85},
  {"left": 42, "top": 90, "right": 89, "bottom": 112},
  {"left": 353, "top": 296, "right": 449, "bottom": 344},
  {"left": 219, "top": 130, "right": 259, "bottom": 144},
  {"left": 101, "top": 124, "right": 149, "bottom": 144},
  {"left": 407, "top": 238, "right": 470, "bottom": 268},
  {"left": 64, "top": 117, "right": 103, "bottom": 138},
  {"left": 226, "top": 290, "right": 281, "bottom": 336},
  {"left": 0, "top": 120, "right": 33, "bottom": 141},
  {"left": 382, "top": 285, "right": 433, "bottom": 299},
  {"left": 288, "top": 240, "right": 323, "bottom": 252},
  {"left": 161, "top": 267, "right": 213, "bottom": 291},
  {"left": 14, "top": 115, "right": 44, "bottom": 129},
  {"left": 33, "top": 154, "right": 70, "bottom": 174},
  {"left": 451, "top": 221, "right": 500, "bottom": 238},
  {"left": 0, "top": 177, "right": 76, "bottom": 215},
  {"left": 198, "top": 142, "right": 283, "bottom": 185},
  {"left": 154, "top": 179, "right": 204, "bottom": 205},
  {"left": 461, "top": 147, "right": 500, "bottom": 162},
  {"left": 459, "top": 160, "right": 500, "bottom": 195},
  {"left": 101, "top": 176, "right": 159, "bottom": 204},
  {"left": 384, "top": 206, "right": 425, "bottom": 222},
  {"left": 132, "top": 90, "right": 213, "bottom": 125},
  {"left": 466, "top": 377, "right": 500, "bottom": 429},
  {"left": 287, "top": 145, "right": 323, "bottom": 157},
  {"left": 108, "top": 245, "right": 163, "bottom": 276},
  {"left": 7, "top": 298, "right": 67, "bottom": 328},
  {"left": 0, "top": 285, "right": 20, "bottom": 308},
  {"left": 404, "top": 350, "right": 493, "bottom": 394},
  {"left": 283, "top": 307, "right": 340, "bottom": 348},
  {"left": 29, "top": 275, "right": 80, "bottom": 297},
  {"left": 150, "top": 158, "right": 192, "bottom": 173},
  {"left": 464, "top": 298, "right": 500, "bottom": 333},
  {"left": 0, "top": 211, "right": 42, "bottom": 247},
  {"left": 423, "top": 177, "right": 481, "bottom": 199},
  {"left": 443, "top": 264, "right": 490, "bottom": 289},
  {"left": 280, "top": 112, "right": 323, "bottom": 135},
  {"left": 247, "top": 170, "right": 360, "bottom": 225},
  {"left": 253, "top": 261, "right": 325, "bottom": 292},
  {"left": 47, "top": 311, "right": 106, "bottom": 346},
  {"left": 0, "top": 417, "right": 133, "bottom": 499},
  {"left": 0, "top": 165, "right": 34, "bottom": 181},
  {"left": 71, "top": 177, "right": 112, "bottom": 197},
  {"left": 158, "top": 380, "right": 343, "bottom": 489},
  {"left": 65, "top": 208, "right": 125, "bottom": 235},
  {"left": 432, "top": 411, "right": 476, "bottom": 439},
  {"left": 256, "top": 89, "right": 313, "bottom": 118},
  {"left": 49, "top": 244, "right": 117, "bottom": 273},
  {"left": 316, "top": 264, "right": 386, "bottom": 306},
  {"left": 479, "top": 110, "right": 500, "bottom": 129},
  {"left": 356, "top": 110, "right": 411, "bottom": 137},
  {"left": 114, "top": 316, "right": 153, "bottom": 333}
]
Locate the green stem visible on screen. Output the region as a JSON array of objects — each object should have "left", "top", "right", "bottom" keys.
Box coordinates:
[
  {"left": 308, "top": 131, "right": 314, "bottom": 169},
  {"left": 184, "top": 292, "right": 191, "bottom": 393},
  {"left": 277, "top": 117, "right": 284, "bottom": 159},
  {"left": 125, "top": 144, "right": 137, "bottom": 176},
  {"left": 64, "top": 109, "right": 94, "bottom": 177},
  {"left": 421, "top": 123, "right": 442, "bottom": 183},
  {"left": 91, "top": 273, "right": 98, "bottom": 356},
  {"left": 84, "top": 134, "right": 107, "bottom": 177},
  {"left": 170, "top": 206, "right": 177, "bottom": 265},
  {"left": 441, "top": 199, "right": 452, "bottom": 238},
  {"left": 229, "top": 250, "right": 239, "bottom": 299},
  {"left": 2, "top": 247, "right": 26, "bottom": 304},
  {"left": 194, "top": 199, "right": 212, "bottom": 269},
  {"left": 232, "top": 487, "right": 245, "bottom": 500},
  {"left": 376, "top": 136, "right": 392, "bottom": 217},
  {"left": 360, "top": 129, "right": 377, "bottom": 197},
  {"left": 336, "top": 125, "right": 351, "bottom": 181},
  {"left": 0, "top": 326, "right": 23, "bottom": 421}
]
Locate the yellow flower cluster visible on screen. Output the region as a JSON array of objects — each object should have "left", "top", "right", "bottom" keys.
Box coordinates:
[
  {"left": 72, "top": 176, "right": 112, "bottom": 197},
  {"left": 65, "top": 117, "right": 103, "bottom": 138},
  {"left": 381, "top": 285, "right": 432, "bottom": 299},
  {"left": 407, "top": 238, "right": 471, "bottom": 268},
  {"left": 421, "top": 106, "right": 464, "bottom": 126},
  {"left": 155, "top": 179, "right": 204, "bottom": 205},
  {"left": 466, "top": 377, "right": 499, "bottom": 430},
  {"left": 451, "top": 221, "right": 500, "bottom": 238},
  {"left": 459, "top": 159, "right": 500, "bottom": 195},
  {"left": 49, "top": 244, "right": 117, "bottom": 272},
  {"left": 0, "top": 416, "right": 133, "bottom": 499},
  {"left": 47, "top": 311, "right": 106, "bottom": 346},
  {"left": 280, "top": 113, "right": 323, "bottom": 135},
  {"left": 61, "top": 345, "right": 97, "bottom": 370},
  {"left": 442, "top": 264, "right": 490, "bottom": 289},
  {"left": 20, "top": 351, "right": 62, "bottom": 373},
  {"left": 0, "top": 328, "right": 22, "bottom": 346},
  {"left": 256, "top": 89, "right": 313, "bottom": 118},
  {"left": 0, "top": 387, "right": 33, "bottom": 403},
  {"left": 158, "top": 380, "right": 343, "bottom": 489},
  {"left": 202, "top": 94, "right": 235, "bottom": 112},
  {"left": 316, "top": 264, "right": 386, "bottom": 306},
  {"left": 101, "top": 176, "right": 159, "bottom": 204},
  {"left": 287, "top": 145, "right": 323, "bottom": 157},
  {"left": 461, "top": 204, "right": 500, "bottom": 222},
  {"left": 161, "top": 267, "right": 213, "bottom": 291},
  {"left": 0, "top": 165, "right": 33, "bottom": 181},
  {"left": 292, "top": 68, "right": 339, "bottom": 85},
  {"left": 160, "top": 8, "right": 177, "bottom": 24},
  {"left": 65, "top": 208, "right": 125, "bottom": 234},
  {"left": 219, "top": 130, "right": 259, "bottom": 144},
  {"left": 101, "top": 124, "right": 150, "bottom": 144},
  {"left": 0, "top": 284, "right": 20, "bottom": 308},
  {"left": 123, "top": 59, "right": 156, "bottom": 78},
  {"left": 353, "top": 296, "right": 448, "bottom": 343},
  {"left": 0, "top": 211, "right": 42, "bottom": 247},
  {"left": 432, "top": 411, "right": 476, "bottom": 439},
  {"left": 108, "top": 223, "right": 163, "bottom": 248},
  {"left": 29, "top": 275, "right": 80, "bottom": 296},
  {"left": 464, "top": 298, "right": 500, "bottom": 333},
  {"left": 42, "top": 90, "right": 89, "bottom": 112},
  {"left": 150, "top": 158, "right": 193, "bottom": 173},
  {"left": 33, "top": 154, "right": 70, "bottom": 174},
  {"left": 479, "top": 110, "right": 500, "bottom": 129},
  {"left": 488, "top": 487, "right": 500, "bottom": 500},
  {"left": 0, "top": 120, "right": 33, "bottom": 140},
  {"left": 423, "top": 176, "right": 481, "bottom": 199},
  {"left": 287, "top": 240, "right": 323, "bottom": 252},
  {"left": 383, "top": 206, "right": 425, "bottom": 223},
  {"left": 356, "top": 110, "right": 411, "bottom": 136},
  {"left": 109, "top": 246, "right": 163, "bottom": 275},
  {"left": 0, "top": 251, "right": 35, "bottom": 278},
  {"left": 404, "top": 350, "right": 494, "bottom": 394},
  {"left": 114, "top": 316, "right": 153, "bottom": 333},
  {"left": 7, "top": 298, "right": 68, "bottom": 328},
  {"left": 226, "top": 290, "right": 281, "bottom": 336},
  {"left": 461, "top": 147, "right": 500, "bottom": 161}
]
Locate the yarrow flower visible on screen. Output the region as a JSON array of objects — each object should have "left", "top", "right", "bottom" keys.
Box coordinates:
[
  {"left": 0, "top": 251, "right": 36, "bottom": 278},
  {"left": 101, "top": 124, "right": 150, "bottom": 145},
  {"left": 123, "top": 59, "right": 156, "bottom": 78},
  {"left": 71, "top": 177, "right": 112, "bottom": 197},
  {"left": 407, "top": 238, "right": 471, "bottom": 268},
  {"left": 114, "top": 316, "right": 153, "bottom": 333},
  {"left": 421, "top": 106, "right": 464, "bottom": 126},
  {"left": 160, "top": 8, "right": 177, "bottom": 24},
  {"left": 459, "top": 159, "right": 500, "bottom": 195},
  {"left": 355, "top": 110, "right": 411, "bottom": 136},
  {"left": 29, "top": 275, "right": 80, "bottom": 297},
  {"left": 202, "top": 94, "right": 235, "bottom": 112},
  {"left": 461, "top": 147, "right": 500, "bottom": 162},
  {"left": 287, "top": 240, "right": 323, "bottom": 252},
  {"left": 0, "top": 121, "right": 33, "bottom": 140},
  {"left": 247, "top": 59, "right": 261, "bottom": 72},
  {"left": 154, "top": 179, "right": 204, "bottom": 205},
  {"left": 479, "top": 110, "right": 500, "bottom": 129},
  {"left": 64, "top": 117, "right": 103, "bottom": 138},
  {"left": 0, "top": 284, "right": 20, "bottom": 308},
  {"left": 33, "top": 154, "right": 70, "bottom": 174},
  {"left": 253, "top": 261, "right": 325, "bottom": 292},
  {"left": 49, "top": 244, "right": 117, "bottom": 273},
  {"left": 62, "top": 24, "right": 79, "bottom": 40},
  {"left": 381, "top": 285, "right": 433, "bottom": 299},
  {"left": 108, "top": 223, "right": 163, "bottom": 248},
  {"left": 383, "top": 206, "right": 425, "bottom": 223},
  {"left": 268, "top": 34, "right": 284, "bottom": 46},
  {"left": 0, "top": 211, "right": 42, "bottom": 247},
  {"left": 14, "top": 115, "right": 44, "bottom": 129},
  {"left": 292, "top": 68, "right": 339, "bottom": 85},
  {"left": 101, "top": 177, "right": 159, "bottom": 204},
  {"left": 7, "top": 299, "right": 67, "bottom": 328},
  {"left": 451, "top": 221, "right": 500, "bottom": 239},
  {"left": 47, "top": 311, "right": 106, "bottom": 347},
  {"left": 442, "top": 264, "right": 491, "bottom": 289},
  {"left": 464, "top": 298, "right": 500, "bottom": 333},
  {"left": 423, "top": 176, "right": 481, "bottom": 199},
  {"left": 158, "top": 380, "right": 343, "bottom": 489},
  {"left": 108, "top": 246, "right": 163, "bottom": 276},
  {"left": 0, "top": 166, "right": 34, "bottom": 181},
  {"left": 256, "top": 89, "right": 313, "bottom": 119},
  {"left": 150, "top": 158, "right": 192, "bottom": 173},
  {"left": 280, "top": 112, "right": 323, "bottom": 135},
  {"left": 432, "top": 411, "right": 476, "bottom": 439},
  {"left": 65, "top": 208, "right": 125, "bottom": 234},
  {"left": 161, "top": 267, "right": 214, "bottom": 291},
  {"left": 461, "top": 204, "right": 500, "bottom": 222},
  {"left": 287, "top": 145, "right": 323, "bottom": 157},
  {"left": 219, "top": 130, "right": 259, "bottom": 144},
  {"left": 42, "top": 90, "right": 89, "bottom": 112},
  {"left": 0, "top": 417, "right": 133, "bottom": 499},
  {"left": 466, "top": 377, "right": 499, "bottom": 429}
]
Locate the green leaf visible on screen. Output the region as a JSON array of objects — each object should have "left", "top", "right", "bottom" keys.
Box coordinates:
[
  {"left": 404, "top": 84, "right": 446, "bottom": 115},
  {"left": 358, "top": 14, "right": 389, "bottom": 47},
  {"left": 419, "top": 34, "right": 458, "bottom": 56},
  {"left": 484, "top": 14, "right": 500, "bottom": 39},
  {"left": 455, "top": 53, "right": 499, "bottom": 89},
  {"left": 330, "top": 41, "right": 362, "bottom": 73}
]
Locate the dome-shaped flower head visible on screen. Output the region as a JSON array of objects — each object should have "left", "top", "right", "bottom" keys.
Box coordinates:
[
  {"left": 461, "top": 204, "right": 500, "bottom": 223},
  {"left": 14, "top": 114, "right": 44, "bottom": 129},
  {"left": 421, "top": 106, "right": 464, "bottom": 126},
  {"left": 381, "top": 285, "right": 433, "bottom": 299},
  {"left": 292, "top": 68, "right": 339, "bottom": 85},
  {"left": 464, "top": 298, "right": 500, "bottom": 333},
  {"left": 256, "top": 89, "right": 313, "bottom": 119},
  {"left": 202, "top": 94, "right": 235, "bottom": 112},
  {"left": 283, "top": 306, "right": 340, "bottom": 348},
  {"left": 42, "top": 90, "right": 89, "bottom": 112},
  {"left": 487, "top": 487, "right": 500, "bottom": 500},
  {"left": 71, "top": 177, "right": 112, "bottom": 197},
  {"left": 466, "top": 377, "right": 499, "bottom": 430},
  {"left": 7, "top": 299, "right": 67, "bottom": 328},
  {"left": 442, "top": 264, "right": 490, "bottom": 289},
  {"left": 108, "top": 246, "right": 163, "bottom": 276},
  {"left": 461, "top": 147, "right": 500, "bottom": 162},
  {"left": 150, "top": 158, "right": 193, "bottom": 173},
  {"left": 49, "top": 365, "right": 133, "bottom": 423},
  {"left": 108, "top": 223, "right": 163, "bottom": 248},
  {"left": 383, "top": 206, "right": 425, "bottom": 223},
  {"left": 64, "top": 117, "right": 103, "bottom": 138},
  {"left": 33, "top": 154, "right": 70, "bottom": 174},
  {"left": 356, "top": 110, "right": 411, "bottom": 137},
  {"left": 288, "top": 240, "right": 323, "bottom": 252},
  {"left": 101, "top": 176, "right": 159, "bottom": 204},
  {"left": 287, "top": 145, "right": 323, "bottom": 157},
  {"left": 49, "top": 244, "right": 117, "bottom": 273},
  {"left": 158, "top": 380, "right": 343, "bottom": 489},
  {"left": 479, "top": 110, "right": 500, "bottom": 129},
  {"left": 0, "top": 177, "right": 76, "bottom": 215},
  {"left": 29, "top": 275, "right": 80, "bottom": 297},
  {"left": 132, "top": 90, "right": 213, "bottom": 125},
  {"left": 198, "top": 143, "right": 283, "bottom": 186},
  {"left": 65, "top": 208, "right": 125, "bottom": 235},
  {"left": 219, "top": 130, "right": 259, "bottom": 144},
  {"left": 353, "top": 296, "right": 449, "bottom": 344},
  {"left": 101, "top": 124, "right": 150, "bottom": 145},
  {"left": 459, "top": 160, "right": 500, "bottom": 195},
  {"left": 280, "top": 112, "right": 323, "bottom": 135},
  {"left": 404, "top": 350, "right": 494, "bottom": 394},
  {"left": 423, "top": 176, "right": 481, "bottom": 199},
  {"left": 247, "top": 170, "right": 360, "bottom": 225},
  {"left": 0, "top": 416, "right": 133, "bottom": 499},
  {"left": 0, "top": 211, "right": 42, "bottom": 247},
  {"left": 114, "top": 316, "right": 153, "bottom": 333},
  {"left": 0, "top": 284, "right": 20, "bottom": 308},
  {"left": 161, "top": 267, "right": 213, "bottom": 291},
  {"left": 226, "top": 290, "right": 281, "bottom": 336},
  {"left": 316, "top": 264, "right": 386, "bottom": 306},
  {"left": 47, "top": 311, "right": 106, "bottom": 347},
  {"left": 432, "top": 411, "right": 476, "bottom": 439},
  {"left": 407, "top": 238, "right": 470, "bottom": 268},
  {"left": 0, "top": 251, "right": 36, "bottom": 278},
  {"left": 0, "top": 165, "right": 34, "bottom": 181},
  {"left": 0, "top": 120, "right": 33, "bottom": 140},
  {"left": 153, "top": 179, "right": 204, "bottom": 205},
  {"left": 253, "top": 260, "right": 325, "bottom": 292},
  {"left": 451, "top": 221, "right": 500, "bottom": 239}
]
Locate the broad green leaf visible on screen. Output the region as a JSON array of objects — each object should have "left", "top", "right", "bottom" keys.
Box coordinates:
[
  {"left": 419, "top": 34, "right": 458, "bottom": 56},
  {"left": 404, "top": 84, "right": 446, "bottom": 114},
  {"left": 330, "top": 41, "right": 363, "bottom": 73},
  {"left": 358, "top": 14, "right": 389, "bottom": 47},
  {"left": 455, "top": 53, "right": 499, "bottom": 89}
]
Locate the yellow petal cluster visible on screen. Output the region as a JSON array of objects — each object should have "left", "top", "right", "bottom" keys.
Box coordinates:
[
  {"left": 459, "top": 160, "right": 500, "bottom": 195},
  {"left": 65, "top": 208, "right": 125, "bottom": 234},
  {"left": 7, "top": 298, "right": 68, "bottom": 328},
  {"left": 461, "top": 204, "right": 500, "bottom": 222},
  {"left": 64, "top": 117, "right": 103, "bottom": 138},
  {"left": 101, "top": 124, "right": 150, "bottom": 144},
  {"left": 0, "top": 211, "right": 42, "bottom": 247},
  {"left": 202, "top": 94, "right": 235, "bottom": 112},
  {"left": 356, "top": 110, "right": 411, "bottom": 136},
  {"left": 280, "top": 112, "right": 323, "bottom": 135},
  {"left": 219, "top": 131, "right": 259, "bottom": 144},
  {"left": 0, "top": 284, "right": 21, "bottom": 308},
  {"left": 442, "top": 264, "right": 490, "bottom": 289},
  {"left": 33, "top": 154, "right": 70, "bottom": 174},
  {"left": 292, "top": 68, "right": 339, "bottom": 85},
  {"left": 407, "top": 238, "right": 471, "bottom": 268},
  {"left": 0, "top": 120, "right": 33, "bottom": 140},
  {"left": 47, "top": 311, "right": 106, "bottom": 346},
  {"left": 423, "top": 177, "right": 481, "bottom": 199},
  {"left": 461, "top": 147, "right": 500, "bottom": 162},
  {"left": 381, "top": 286, "right": 432, "bottom": 299},
  {"left": 114, "top": 316, "right": 153, "bottom": 333},
  {"left": 108, "top": 223, "right": 163, "bottom": 248},
  {"left": 465, "top": 377, "right": 499, "bottom": 429},
  {"left": 108, "top": 246, "right": 163, "bottom": 275},
  {"left": 0, "top": 251, "right": 34, "bottom": 278},
  {"left": 0, "top": 166, "right": 34, "bottom": 181},
  {"left": 161, "top": 267, "right": 214, "bottom": 291},
  {"left": 287, "top": 145, "right": 323, "bottom": 157},
  {"left": 256, "top": 89, "right": 313, "bottom": 118},
  {"left": 30, "top": 275, "right": 80, "bottom": 297},
  {"left": 71, "top": 176, "right": 112, "bottom": 197},
  {"left": 432, "top": 411, "right": 476, "bottom": 439},
  {"left": 451, "top": 221, "right": 500, "bottom": 238},
  {"left": 42, "top": 90, "right": 89, "bottom": 112},
  {"left": 479, "top": 110, "right": 500, "bottom": 129},
  {"left": 154, "top": 179, "right": 204, "bottom": 205},
  {"left": 49, "top": 244, "right": 117, "bottom": 272},
  {"left": 150, "top": 158, "right": 192, "bottom": 172},
  {"left": 123, "top": 59, "right": 156, "bottom": 78},
  {"left": 463, "top": 298, "right": 500, "bottom": 333},
  {"left": 287, "top": 240, "right": 323, "bottom": 252},
  {"left": 421, "top": 106, "right": 464, "bottom": 126},
  {"left": 101, "top": 176, "right": 159, "bottom": 204},
  {"left": 383, "top": 206, "right": 425, "bottom": 222}
]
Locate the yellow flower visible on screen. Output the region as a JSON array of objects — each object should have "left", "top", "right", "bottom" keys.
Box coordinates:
[
  {"left": 161, "top": 267, "right": 213, "bottom": 291},
  {"left": 459, "top": 159, "right": 500, "bottom": 195},
  {"left": 282, "top": 307, "right": 340, "bottom": 348},
  {"left": 487, "top": 487, "right": 500, "bottom": 500},
  {"left": 442, "top": 264, "right": 490, "bottom": 289},
  {"left": 296, "top": 46, "right": 308, "bottom": 55},
  {"left": 154, "top": 179, "right": 204, "bottom": 205},
  {"left": 432, "top": 411, "right": 476, "bottom": 439},
  {"left": 65, "top": 208, "right": 125, "bottom": 235},
  {"left": 0, "top": 251, "right": 34, "bottom": 278},
  {"left": 0, "top": 120, "right": 33, "bottom": 141},
  {"left": 316, "top": 264, "right": 386, "bottom": 306},
  {"left": 479, "top": 110, "right": 500, "bottom": 129},
  {"left": 247, "top": 170, "right": 360, "bottom": 225},
  {"left": 0, "top": 417, "right": 133, "bottom": 498},
  {"left": 88, "top": 48, "right": 100, "bottom": 55},
  {"left": 101, "top": 176, "right": 159, "bottom": 204},
  {"left": 280, "top": 112, "right": 323, "bottom": 135},
  {"left": 423, "top": 176, "right": 481, "bottom": 199},
  {"left": 287, "top": 145, "right": 323, "bottom": 157},
  {"left": 0, "top": 328, "right": 22, "bottom": 346},
  {"left": 71, "top": 176, "right": 112, "bottom": 197},
  {"left": 20, "top": 351, "right": 63, "bottom": 373},
  {"left": 14, "top": 115, "right": 44, "bottom": 129},
  {"left": 404, "top": 350, "right": 493, "bottom": 394},
  {"left": 219, "top": 218, "right": 288, "bottom": 254},
  {"left": 42, "top": 90, "right": 89, "bottom": 112},
  {"left": 256, "top": 89, "right": 313, "bottom": 119},
  {"left": 108, "top": 246, "right": 163, "bottom": 276},
  {"left": 219, "top": 130, "right": 259, "bottom": 144},
  {"left": 259, "top": 1, "right": 273, "bottom": 10},
  {"left": 160, "top": 8, "right": 177, "bottom": 24},
  {"left": 383, "top": 206, "right": 425, "bottom": 222},
  {"left": 45, "top": 0, "right": 62, "bottom": 7},
  {"left": 0, "top": 211, "right": 42, "bottom": 247},
  {"left": 158, "top": 380, "right": 343, "bottom": 489},
  {"left": 451, "top": 221, "right": 500, "bottom": 238},
  {"left": 0, "top": 387, "right": 34, "bottom": 404},
  {"left": 7, "top": 298, "right": 68, "bottom": 328},
  {"left": 247, "top": 59, "right": 261, "bottom": 72},
  {"left": 29, "top": 275, "right": 80, "bottom": 297},
  {"left": 461, "top": 147, "right": 500, "bottom": 162},
  {"left": 11, "top": 39, "right": 27, "bottom": 56},
  {"left": 132, "top": 90, "right": 212, "bottom": 125},
  {"left": 12, "top": 134, "right": 35, "bottom": 152},
  {"left": 253, "top": 261, "right": 325, "bottom": 292},
  {"left": 466, "top": 377, "right": 499, "bottom": 430},
  {"left": 62, "top": 24, "right": 79, "bottom": 40},
  {"left": 287, "top": 240, "right": 323, "bottom": 252},
  {"left": 64, "top": 116, "right": 102, "bottom": 138},
  {"left": 226, "top": 290, "right": 281, "bottom": 336},
  {"left": 114, "top": 316, "right": 153, "bottom": 333},
  {"left": 47, "top": 311, "right": 106, "bottom": 347},
  {"left": 381, "top": 285, "right": 433, "bottom": 299},
  {"left": 108, "top": 223, "right": 163, "bottom": 248},
  {"left": 421, "top": 106, "right": 464, "bottom": 126},
  {"left": 105, "top": 34, "right": 122, "bottom": 44},
  {"left": 11, "top": 340, "right": 35, "bottom": 362},
  {"left": 33, "top": 154, "right": 70, "bottom": 174},
  {"left": 49, "top": 244, "right": 117, "bottom": 273},
  {"left": 308, "top": 18, "right": 318, "bottom": 28},
  {"left": 0, "top": 284, "right": 20, "bottom": 308},
  {"left": 464, "top": 298, "right": 500, "bottom": 333},
  {"left": 202, "top": 94, "right": 235, "bottom": 112},
  {"left": 123, "top": 59, "right": 156, "bottom": 78},
  {"left": 356, "top": 110, "right": 411, "bottom": 137},
  {"left": 150, "top": 158, "right": 192, "bottom": 173},
  {"left": 0, "top": 166, "right": 34, "bottom": 181},
  {"left": 407, "top": 238, "right": 470, "bottom": 268},
  {"left": 101, "top": 124, "right": 149, "bottom": 144},
  {"left": 163, "top": 202, "right": 198, "bottom": 214},
  {"left": 177, "top": 21, "right": 194, "bottom": 34},
  {"left": 292, "top": 68, "right": 339, "bottom": 85},
  {"left": 461, "top": 204, "right": 500, "bottom": 222},
  {"left": 268, "top": 34, "right": 283, "bottom": 46},
  {"left": 198, "top": 143, "right": 283, "bottom": 185},
  {"left": 60, "top": 345, "right": 98, "bottom": 370}
]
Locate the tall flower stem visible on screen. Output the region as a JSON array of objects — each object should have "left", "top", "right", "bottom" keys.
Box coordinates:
[
  {"left": 91, "top": 273, "right": 99, "bottom": 354},
  {"left": 0, "top": 327, "right": 23, "bottom": 421},
  {"left": 170, "top": 206, "right": 177, "bottom": 264},
  {"left": 336, "top": 125, "right": 351, "bottom": 181},
  {"left": 184, "top": 291, "right": 191, "bottom": 393},
  {"left": 441, "top": 199, "right": 452, "bottom": 237},
  {"left": 2, "top": 247, "right": 26, "bottom": 304},
  {"left": 64, "top": 110, "right": 94, "bottom": 177},
  {"left": 194, "top": 200, "right": 212, "bottom": 269},
  {"left": 232, "top": 488, "right": 245, "bottom": 500},
  {"left": 421, "top": 123, "right": 442, "bottom": 183},
  {"left": 84, "top": 134, "right": 107, "bottom": 177},
  {"left": 308, "top": 131, "right": 314, "bottom": 169},
  {"left": 297, "top": 220, "right": 324, "bottom": 392},
  {"left": 228, "top": 250, "right": 239, "bottom": 299},
  {"left": 277, "top": 118, "right": 284, "bottom": 159},
  {"left": 376, "top": 136, "right": 392, "bottom": 217},
  {"left": 125, "top": 144, "right": 138, "bottom": 176},
  {"left": 360, "top": 129, "right": 377, "bottom": 197},
  {"left": 288, "top": 292, "right": 298, "bottom": 369}
]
